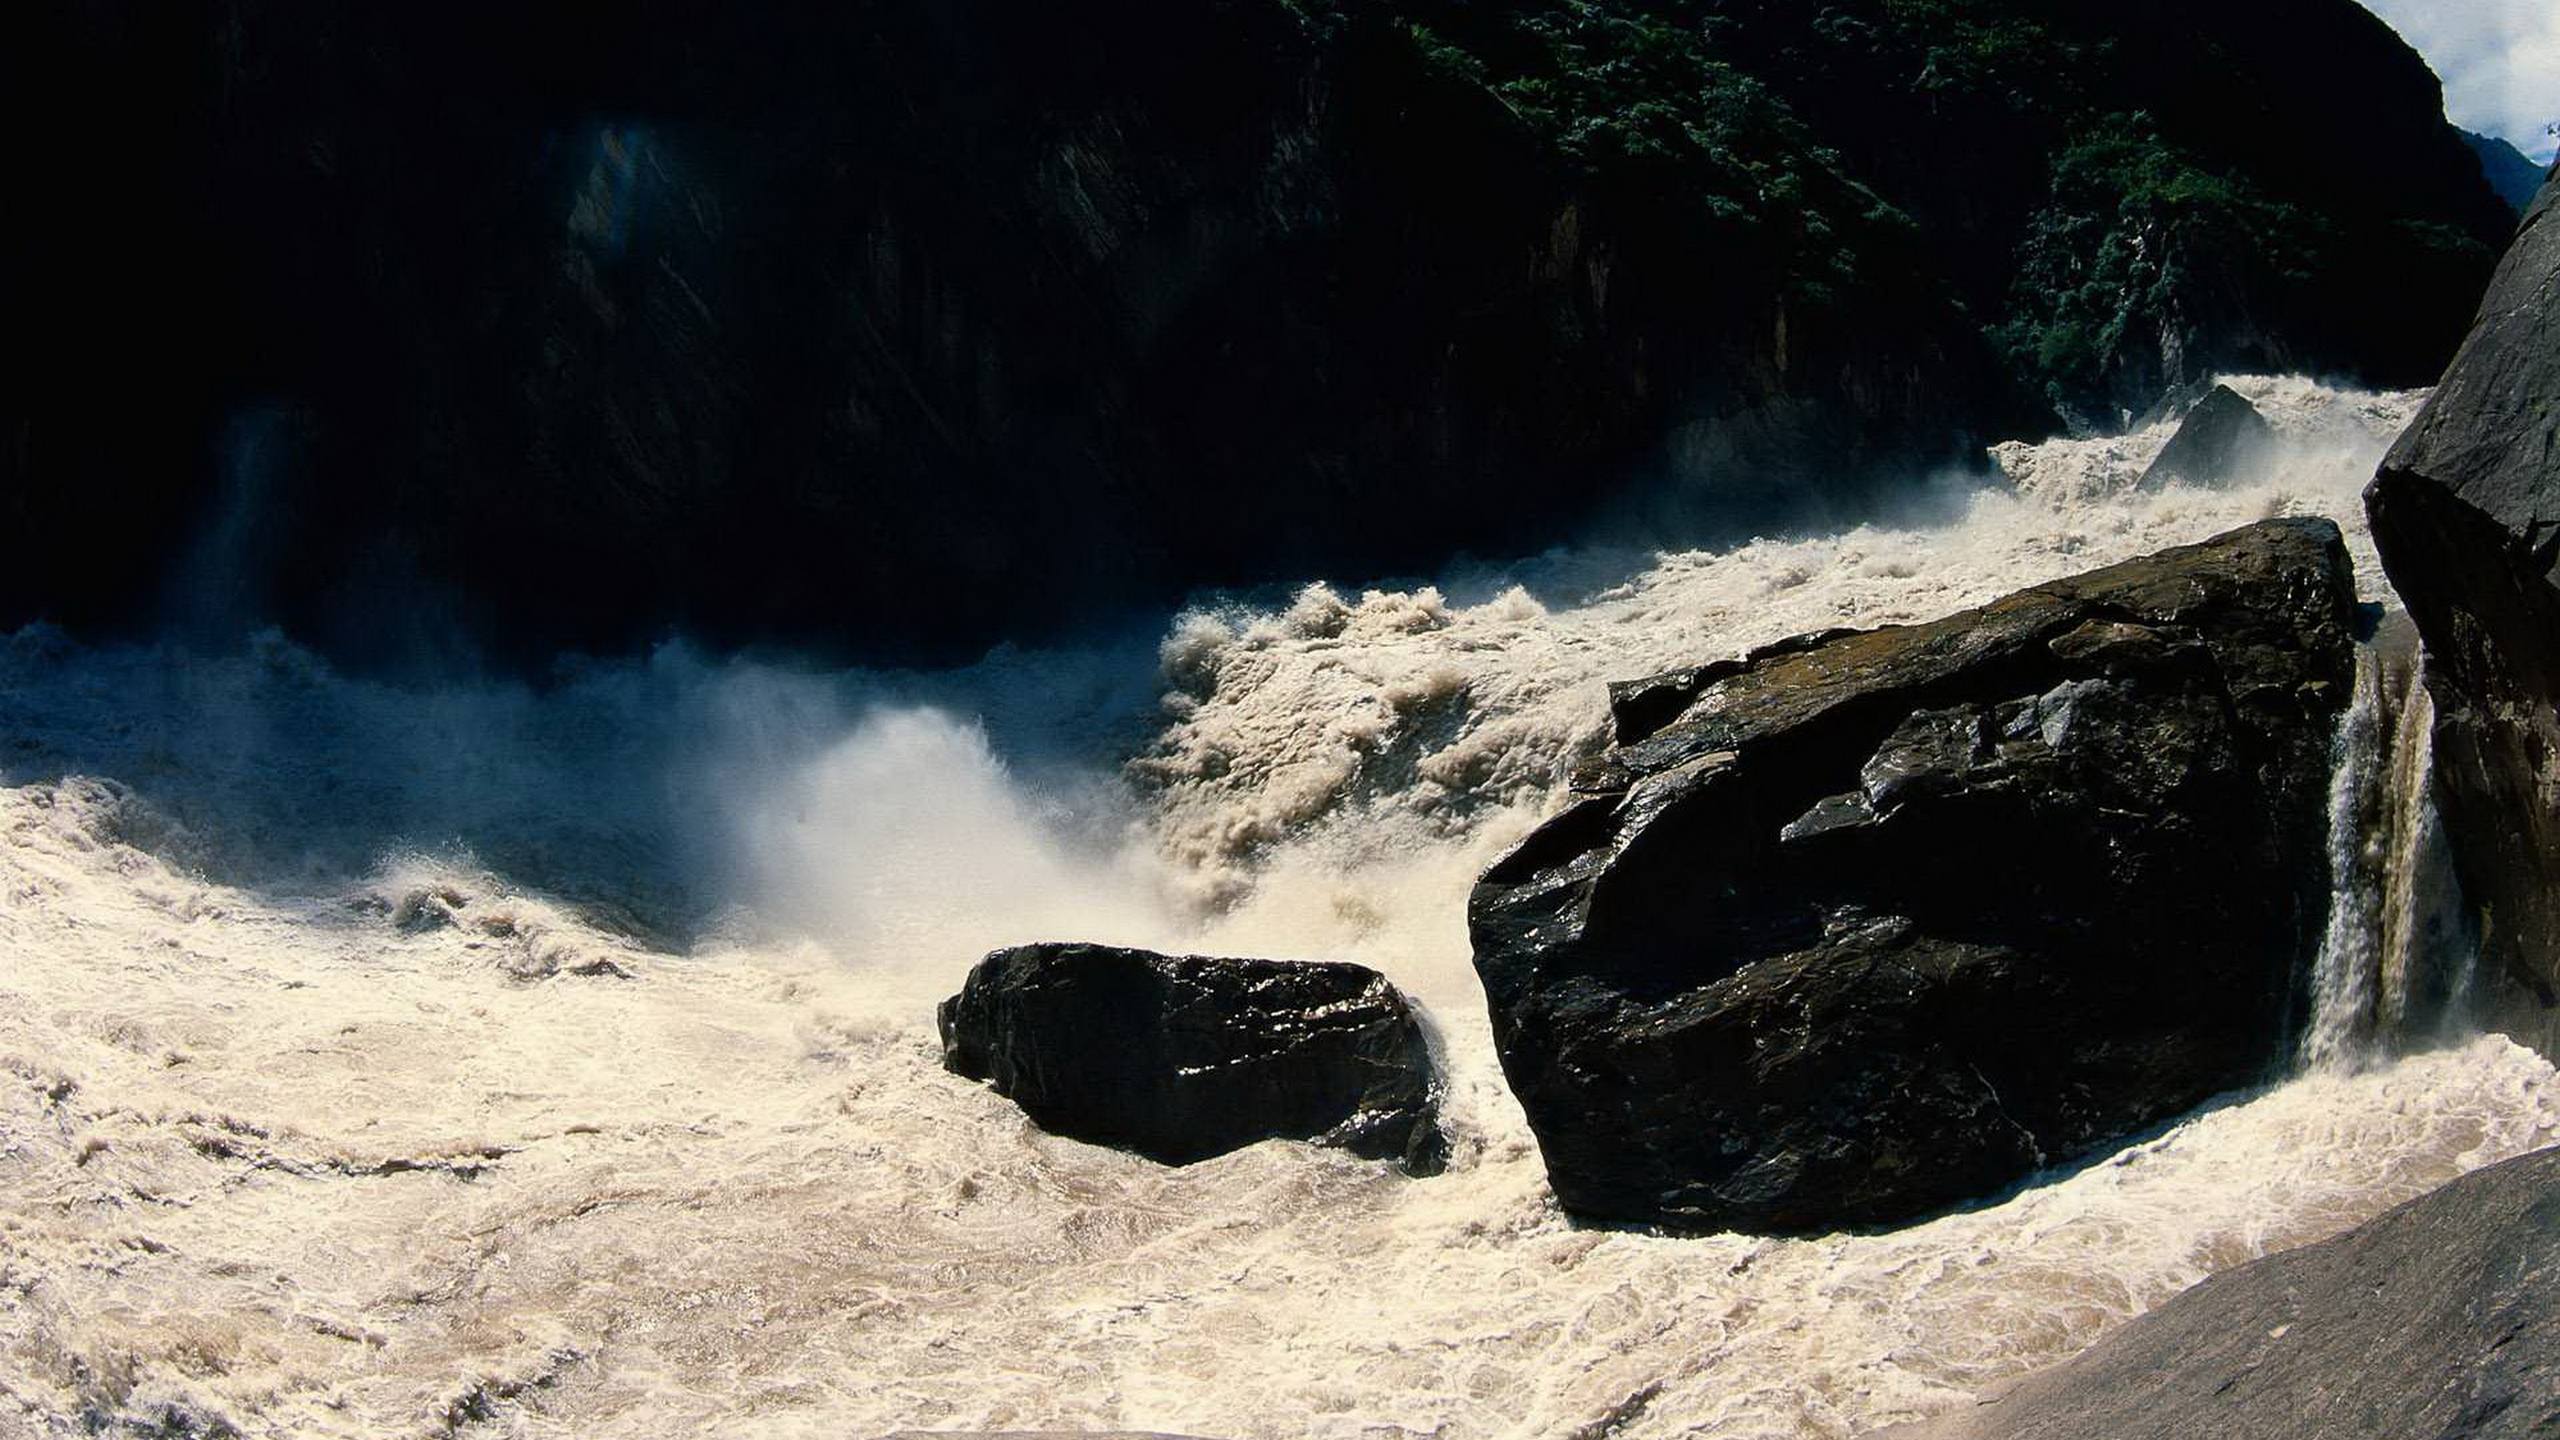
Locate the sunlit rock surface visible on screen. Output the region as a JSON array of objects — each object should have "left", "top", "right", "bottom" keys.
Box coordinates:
[{"left": 1875, "top": 1143, "right": 2560, "bottom": 1440}]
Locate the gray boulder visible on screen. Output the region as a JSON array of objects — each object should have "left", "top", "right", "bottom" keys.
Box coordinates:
[
  {"left": 2366, "top": 172, "right": 2560, "bottom": 1059},
  {"left": 1470, "top": 519, "right": 2356, "bottom": 1235},
  {"left": 2139, "top": 383, "right": 2277, "bottom": 490},
  {"left": 1872, "top": 1144, "right": 2560, "bottom": 1440},
  {"left": 940, "top": 943, "right": 1443, "bottom": 1171}
]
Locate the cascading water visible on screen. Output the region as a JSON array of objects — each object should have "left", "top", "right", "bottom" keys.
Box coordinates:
[
  {"left": 2303, "top": 645, "right": 2392, "bottom": 1069},
  {"left": 2378, "top": 669, "right": 2479, "bottom": 1033},
  {"left": 2, "top": 376, "right": 2555, "bottom": 1440},
  {"left": 2302, "top": 626, "right": 2479, "bottom": 1071}
]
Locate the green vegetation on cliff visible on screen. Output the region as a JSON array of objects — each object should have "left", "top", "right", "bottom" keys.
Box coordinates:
[{"left": 1291, "top": 0, "right": 2510, "bottom": 420}]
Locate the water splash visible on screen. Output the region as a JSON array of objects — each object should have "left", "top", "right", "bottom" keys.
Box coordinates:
[
  {"left": 2303, "top": 646, "right": 2391, "bottom": 1068},
  {"left": 6, "top": 375, "right": 2550, "bottom": 1440},
  {"left": 2302, "top": 628, "right": 2479, "bottom": 1071}
]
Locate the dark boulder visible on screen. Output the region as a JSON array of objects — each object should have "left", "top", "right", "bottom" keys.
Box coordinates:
[
  {"left": 939, "top": 943, "right": 1442, "bottom": 1171},
  {"left": 1871, "top": 1144, "right": 2560, "bottom": 1440},
  {"left": 1471, "top": 519, "right": 2357, "bottom": 1235},
  {"left": 2366, "top": 173, "right": 2560, "bottom": 1060},
  {"left": 2139, "top": 384, "right": 2277, "bottom": 490}
]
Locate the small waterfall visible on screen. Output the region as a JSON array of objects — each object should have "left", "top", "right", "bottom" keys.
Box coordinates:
[
  {"left": 2375, "top": 671, "right": 2479, "bottom": 1035},
  {"left": 2301, "top": 627, "right": 2476, "bottom": 1071},
  {"left": 2302, "top": 646, "right": 2390, "bottom": 1069}
]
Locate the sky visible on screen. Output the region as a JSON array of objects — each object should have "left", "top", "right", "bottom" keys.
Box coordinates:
[{"left": 2360, "top": 0, "right": 2559, "bottom": 164}]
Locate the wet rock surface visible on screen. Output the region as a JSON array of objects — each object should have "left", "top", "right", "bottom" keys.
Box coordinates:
[
  {"left": 1471, "top": 519, "right": 2357, "bottom": 1235},
  {"left": 1873, "top": 1143, "right": 2560, "bottom": 1440},
  {"left": 940, "top": 943, "right": 1442, "bottom": 1171},
  {"left": 2367, "top": 173, "right": 2560, "bottom": 1062},
  {"left": 2138, "top": 383, "right": 2276, "bottom": 490}
]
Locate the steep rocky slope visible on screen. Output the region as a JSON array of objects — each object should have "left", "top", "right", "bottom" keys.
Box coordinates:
[{"left": 13, "top": 1, "right": 2512, "bottom": 666}]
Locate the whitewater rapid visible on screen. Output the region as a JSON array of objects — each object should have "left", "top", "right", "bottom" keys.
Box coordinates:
[{"left": 4, "top": 376, "right": 2554, "bottom": 1439}]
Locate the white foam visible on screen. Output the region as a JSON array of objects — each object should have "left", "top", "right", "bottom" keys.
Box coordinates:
[{"left": 5, "top": 375, "right": 2547, "bottom": 1439}]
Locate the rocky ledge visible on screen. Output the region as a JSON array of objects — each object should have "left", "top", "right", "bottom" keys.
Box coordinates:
[
  {"left": 939, "top": 943, "right": 1443, "bottom": 1171},
  {"left": 1873, "top": 1143, "right": 2560, "bottom": 1439},
  {"left": 1471, "top": 518, "right": 2357, "bottom": 1235}
]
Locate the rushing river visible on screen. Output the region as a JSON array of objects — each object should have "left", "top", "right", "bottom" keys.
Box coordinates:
[{"left": 3, "top": 377, "right": 2553, "bottom": 1439}]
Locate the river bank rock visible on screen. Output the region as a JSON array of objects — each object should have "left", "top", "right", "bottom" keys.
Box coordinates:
[
  {"left": 1872, "top": 1143, "right": 2560, "bottom": 1440},
  {"left": 939, "top": 943, "right": 1442, "bottom": 1171},
  {"left": 1471, "top": 518, "right": 2357, "bottom": 1235},
  {"left": 2367, "top": 172, "right": 2560, "bottom": 1062}
]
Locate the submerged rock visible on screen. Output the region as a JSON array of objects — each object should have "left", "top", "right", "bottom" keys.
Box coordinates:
[
  {"left": 939, "top": 943, "right": 1442, "bottom": 1171},
  {"left": 2367, "top": 172, "right": 2560, "bottom": 1062},
  {"left": 1873, "top": 1143, "right": 2560, "bottom": 1439},
  {"left": 2138, "top": 383, "right": 2276, "bottom": 490},
  {"left": 1471, "top": 518, "right": 2356, "bottom": 1235}
]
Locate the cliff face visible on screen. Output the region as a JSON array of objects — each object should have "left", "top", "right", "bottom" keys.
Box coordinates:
[
  {"left": 2366, "top": 173, "right": 2560, "bottom": 1060},
  {"left": 9, "top": 1, "right": 2513, "bottom": 665},
  {"left": 1683, "top": 0, "right": 2518, "bottom": 422}
]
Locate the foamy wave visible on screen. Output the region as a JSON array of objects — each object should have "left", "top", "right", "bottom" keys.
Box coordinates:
[{"left": 7, "top": 375, "right": 2546, "bottom": 1438}]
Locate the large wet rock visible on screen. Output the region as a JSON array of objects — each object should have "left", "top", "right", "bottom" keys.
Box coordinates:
[
  {"left": 2138, "top": 384, "right": 2276, "bottom": 490},
  {"left": 2367, "top": 172, "right": 2560, "bottom": 1060},
  {"left": 1471, "top": 518, "right": 2357, "bottom": 1235},
  {"left": 939, "top": 943, "right": 1442, "bottom": 1171},
  {"left": 1873, "top": 1143, "right": 2560, "bottom": 1440}
]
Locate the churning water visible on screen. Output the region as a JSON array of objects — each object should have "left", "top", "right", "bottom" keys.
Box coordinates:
[{"left": 2, "top": 377, "right": 2553, "bottom": 1439}]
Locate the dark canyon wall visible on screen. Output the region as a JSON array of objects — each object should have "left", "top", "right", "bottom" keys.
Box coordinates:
[{"left": 11, "top": 1, "right": 2515, "bottom": 666}]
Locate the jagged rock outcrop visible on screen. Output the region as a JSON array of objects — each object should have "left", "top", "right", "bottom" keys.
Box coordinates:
[
  {"left": 1872, "top": 1144, "right": 2560, "bottom": 1440},
  {"left": 939, "top": 943, "right": 1443, "bottom": 1171},
  {"left": 1470, "top": 519, "right": 2356, "bottom": 1235},
  {"left": 2367, "top": 173, "right": 2560, "bottom": 1060},
  {"left": 2139, "top": 384, "right": 2275, "bottom": 490}
]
